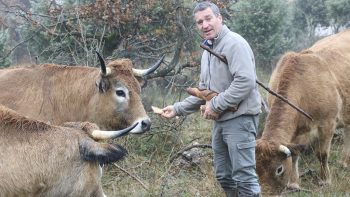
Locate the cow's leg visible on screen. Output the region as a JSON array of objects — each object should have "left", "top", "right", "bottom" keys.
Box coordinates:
[
  {"left": 315, "top": 120, "right": 335, "bottom": 185},
  {"left": 93, "top": 185, "right": 107, "bottom": 197},
  {"left": 287, "top": 155, "right": 300, "bottom": 190},
  {"left": 75, "top": 164, "right": 106, "bottom": 197},
  {"left": 341, "top": 125, "right": 350, "bottom": 168}
]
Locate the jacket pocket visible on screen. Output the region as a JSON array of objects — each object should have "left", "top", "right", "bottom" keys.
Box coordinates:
[{"left": 236, "top": 140, "right": 256, "bottom": 169}]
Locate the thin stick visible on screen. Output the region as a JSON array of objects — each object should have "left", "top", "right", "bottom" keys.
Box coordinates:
[
  {"left": 113, "top": 163, "right": 149, "bottom": 190},
  {"left": 199, "top": 43, "right": 313, "bottom": 121}
]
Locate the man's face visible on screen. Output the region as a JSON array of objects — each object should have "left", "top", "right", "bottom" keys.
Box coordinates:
[{"left": 195, "top": 7, "right": 223, "bottom": 40}]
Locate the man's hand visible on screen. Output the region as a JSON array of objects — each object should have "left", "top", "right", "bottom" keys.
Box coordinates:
[
  {"left": 161, "top": 105, "right": 177, "bottom": 118},
  {"left": 202, "top": 103, "right": 219, "bottom": 120}
]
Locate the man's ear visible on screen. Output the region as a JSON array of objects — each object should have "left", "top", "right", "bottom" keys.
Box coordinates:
[{"left": 218, "top": 14, "right": 223, "bottom": 23}]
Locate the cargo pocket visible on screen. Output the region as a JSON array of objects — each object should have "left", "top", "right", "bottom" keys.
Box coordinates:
[{"left": 236, "top": 140, "right": 256, "bottom": 169}]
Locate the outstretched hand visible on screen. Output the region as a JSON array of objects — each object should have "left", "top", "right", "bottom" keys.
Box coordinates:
[{"left": 161, "top": 105, "right": 177, "bottom": 118}]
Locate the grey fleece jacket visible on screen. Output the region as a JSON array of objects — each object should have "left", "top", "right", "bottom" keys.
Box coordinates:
[{"left": 173, "top": 25, "right": 261, "bottom": 121}]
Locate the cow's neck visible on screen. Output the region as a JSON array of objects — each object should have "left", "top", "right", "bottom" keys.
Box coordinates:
[
  {"left": 261, "top": 100, "right": 301, "bottom": 144},
  {"left": 44, "top": 66, "right": 99, "bottom": 123}
]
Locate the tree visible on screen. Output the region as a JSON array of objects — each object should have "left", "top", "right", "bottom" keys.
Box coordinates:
[
  {"left": 0, "top": 29, "right": 10, "bottom": 67},
  {"left": 291, "top": 0, "right": 328, "bottom": 39},
  {"left": 229, "top": 0, "right": 291, "bottom": 71},
  {"left": 0, "top": 0, "right": 202, "bottom": 75},
  {"left": 325, "top": 0, "right": 350, "bottom": 33}
]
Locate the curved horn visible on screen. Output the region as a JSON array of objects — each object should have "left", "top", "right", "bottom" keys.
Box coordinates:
[
  {"left": 90, "top": 123, "right": 138, "bottom": 140},
  {"left": 278, "top": 145, "right": 291, "bottom": 157},
  {"left": 95, "top": 51, "right": 109, "bottom": 76},
  {"left": 133, "top": 54, "right": 165, "bottom": 77}
]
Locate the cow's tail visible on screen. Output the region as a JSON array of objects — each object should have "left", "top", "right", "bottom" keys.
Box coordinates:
[{"left": 79, "top": 139, "right": 127, "bottom": 165}]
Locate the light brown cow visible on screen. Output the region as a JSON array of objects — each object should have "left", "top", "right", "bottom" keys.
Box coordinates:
[
  {"left": 0, "top": 105, "right": 137, "bottom": 197},
  {"left": 0, "top": 54, "right": 163, "bottom": 138},
  {"left": 256, "top": 29, "right": 350, "bottom": 196}
]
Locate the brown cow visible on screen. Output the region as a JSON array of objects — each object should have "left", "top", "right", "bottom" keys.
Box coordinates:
[
  {"left": 0, "top": 105, "right": 136, "bottom": 197},
  {"left": 256, "top": 29, "right": 350, "bottom": 196},
  {"left": 0, "top": 54, "right": 164, "bottom": 138}
]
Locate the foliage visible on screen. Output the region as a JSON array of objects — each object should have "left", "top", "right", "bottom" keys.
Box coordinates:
[
  {"left": 0, "top": 29, "right": 10, "bottom": 67},
  {"left": 291, "top": 0, "right": 329, "bottom": 39},
  {"left": 229, "top": 0, "right": 291, "bottom": 72},
  {"left": 0, "top": 0, "right": 201, "bottom": 75},
  {"left": 325, "top": 0, "right": 350, "bottom": 32}
]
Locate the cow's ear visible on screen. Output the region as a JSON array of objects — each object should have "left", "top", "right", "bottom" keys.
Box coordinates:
[
  {"left": 135, "top": 76, "right": 147, "bottom": 89},
  {"left": 286, "top": 144, "right": 307, "bottom": 157},
  {"left": 96, "top": 77, "right": 110, "bottom": 93}
]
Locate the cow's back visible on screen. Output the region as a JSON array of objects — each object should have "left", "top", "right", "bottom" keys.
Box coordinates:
[
  {"left": 310, "top": 29, "right": 350, "bottom": 58},
  {"left": 0, "top": 65, "right": 44, "bottom": 111},
  {"left": 0, "top": 64, "right": 99, "bottom": 124},
  {"left": 0, "top": 65, "right": 54, "bottom": 123},
  {"left": 267, "top": 29, "right": 350, "bottom": 135}
]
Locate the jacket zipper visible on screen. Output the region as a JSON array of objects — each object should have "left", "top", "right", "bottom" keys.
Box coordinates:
[{"left": 208, "top": 53, "right": 211, "bottom": 90}]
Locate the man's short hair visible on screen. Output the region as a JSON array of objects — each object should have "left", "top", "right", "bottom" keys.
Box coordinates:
[{"left": 193, "top": 1, "right": 221, "bottom": 17}]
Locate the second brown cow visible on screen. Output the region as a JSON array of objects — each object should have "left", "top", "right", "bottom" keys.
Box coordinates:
[
  {"left": 0, "top": 105, "right": 137, "bottom": 197},
  {"left": 256, "top": 29, "right": 350, "bottom": 195}
]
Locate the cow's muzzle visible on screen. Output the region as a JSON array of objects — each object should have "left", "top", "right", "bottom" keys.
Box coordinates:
[{"left": 130, "top": 117, "right": 152, "bottom": 134}]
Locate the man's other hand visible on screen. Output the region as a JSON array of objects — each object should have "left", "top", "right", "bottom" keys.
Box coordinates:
[{"left": 203, "top": 103, "right": 219, "bottom": 120}]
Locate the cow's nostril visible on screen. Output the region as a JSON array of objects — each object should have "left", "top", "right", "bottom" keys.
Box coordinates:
[{"left": 141, "top": 119, "right": 151, "bottom": 131}]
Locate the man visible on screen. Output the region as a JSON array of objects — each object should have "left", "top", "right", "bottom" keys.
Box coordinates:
[{"left": 161, "top": 1, "right": 261, "bottom": 197}]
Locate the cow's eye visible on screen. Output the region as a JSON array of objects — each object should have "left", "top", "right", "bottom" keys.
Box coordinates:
[
  {"left": 275, "top": 164, "right": 284, "bottom": 176},
  {"left": 116, "top": 90, "right": 126, "bottom": 97}
]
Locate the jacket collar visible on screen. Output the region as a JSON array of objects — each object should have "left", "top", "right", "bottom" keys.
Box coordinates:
[{"left": 211, "top": 25, "right": 229, "bottom": 46}]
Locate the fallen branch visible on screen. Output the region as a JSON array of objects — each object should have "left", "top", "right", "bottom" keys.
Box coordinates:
[
  {"left": 169, "top": 143, "right": 212, "bottom": 163},
  {"left": 113, "top": 163, "right": 149, "bottom": 190}
]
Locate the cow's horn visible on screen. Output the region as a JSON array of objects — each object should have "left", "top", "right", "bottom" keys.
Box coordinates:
[
  {"left": 133, "top": 54, "right": 165, "bottom": 77},
  {"left": 278, "top": 145, "right": 291, "bottom": 157},
  {"left": 95, "top": 51, "right": 111, "bottom": 76},
  {"left": 90, "top": 123, "right": 138, "bottom": 140}
]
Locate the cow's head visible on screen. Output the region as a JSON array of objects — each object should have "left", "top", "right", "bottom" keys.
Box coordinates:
[
  {"left": 92, "top": 52, "right": 164, "bottom": 134},
  {"left": 256, "top": 139, "right": 305, "bottom": 195}
]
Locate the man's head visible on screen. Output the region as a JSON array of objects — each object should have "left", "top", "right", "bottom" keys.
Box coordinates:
[{"left": 193, "top": 1, "right": 223, "bottom": 40}]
